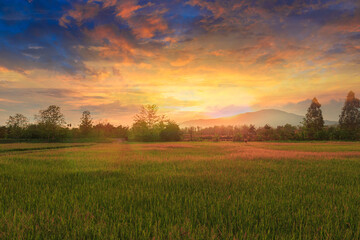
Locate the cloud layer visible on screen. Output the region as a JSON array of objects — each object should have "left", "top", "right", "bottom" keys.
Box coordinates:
[{"left": 0, "top": 0, "right": 359, "bottom": 124}]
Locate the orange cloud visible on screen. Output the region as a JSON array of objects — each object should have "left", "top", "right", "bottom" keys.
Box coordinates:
[
  {"left": 170, "top": 55, "right": 194, "bottom": 67},
  {"left": 187, "top": 0, "right": 225, "bottom": 18},
  {"left": 320, "top": 14, "right": 360, "bottom": 34},
  {"left": 125, "top": 9, "right": 169, "bottom": 39},
  {"left": 6, "top": 0, "right": 360, "bottom": 125},
  {"left": 85, "top": 25, "right": 136, "bottom": 58},
  {"left": 59, "top": 3, "right": 100, "bottom": 27},
  {"left": 0, "top": 66, "right": 10, "bottom": 72},
  {"left": 95, "top": 0, "right": 167, "bottom": 39},
  {"left": 115, "top": 0, "right": 153, "bottom": 19},
  {"left": 210, "top": 50, "right": 226, "bottom": 56},
  {"left": 0, "top": 98, "right": 22, "bottom": 103}
]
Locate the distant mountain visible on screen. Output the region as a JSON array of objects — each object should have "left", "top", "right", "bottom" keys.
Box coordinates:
[{"left": 180, "top": 109, "right": 337, "bottom": 127}]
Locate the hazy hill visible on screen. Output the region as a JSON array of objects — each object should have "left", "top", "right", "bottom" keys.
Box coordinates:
[{"left": 181, "top": 109, "right": 337, "bottom": 127}]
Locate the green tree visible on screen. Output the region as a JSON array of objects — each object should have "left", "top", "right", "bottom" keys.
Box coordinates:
[
  {"left": 257, "top": 124, "right": 275, "bottom": 141},
  {"left": 36, "top": 105, "right": 66, "bottom": 140},
  {"left": 339, "top": 91, "right": 360, "bottom": 138},
  {"left": 6, "top": 113, "right": 29, "bottom": 139},
  {"left": 131, "top": 120, "right": 153, "bottom": 141},
  {"left": 0, "top": 126, "right": 7, "bottom": 139},
  {"left": 6, "top": 113, "right": 28, "bottom": 129},
  {"left": 131, "top": 104, "right": 181, "bottom": 142},
  {"left": 248, "top": 125, "right": 257, "bottom": 141},
  {"left": 232, "top": 131, "right": 243, "bottom": 142},
  {"left": 131, "top": 105, "right": 164, "bottom": 142},
  {"left": 132, "top": 105, "right": 163, "bottom": 142},
  {"left": 134, "top": 105, "right": 164, "bottom": 128},
  {"left": 303, "top": 97, "right": 324, "bottom": 139},
  {"left": 188, "top": 127, "right": 195, "bottom": 141},
  {"left": 276, "top": 124, "right": 296, "bottom": 140},
  {"left": 160, "top": 121, "right": 182, "bottom": 141},
  {"left": 79, "top": 110, "right": 93, "bottom": 137}
]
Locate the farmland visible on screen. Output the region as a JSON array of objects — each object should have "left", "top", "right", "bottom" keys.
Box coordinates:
[{"left": 1, "top": 142, "right": 360, "bottom": 239}]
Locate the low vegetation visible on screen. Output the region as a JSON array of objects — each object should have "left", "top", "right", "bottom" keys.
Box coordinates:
[{"left": 1, "top": 141, "right": 360, "bottom": 239}]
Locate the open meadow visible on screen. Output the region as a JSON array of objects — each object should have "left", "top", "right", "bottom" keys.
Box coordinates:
[{"left": 1, "top": 141, "right": 360, "bottom": 239}]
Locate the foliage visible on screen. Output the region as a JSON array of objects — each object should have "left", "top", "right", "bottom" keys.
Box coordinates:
[
  {"left": 79, "top": 111, "right": 93, "bottom": 137},
  {"left": 339, "top": 91, "right": 360, "bottom": 139},
  {"left": 257, "top": 124, "right": 274, "bottom": 141},
  {"left": 130, "top": 105, "right": 181, "bottom": 142},
  {"left": 159, "top": 121, "right": 182, "bottom": 141},
  {"left": 6, "top": 113, "right": 29, "bottom": 139},
  {"left": 134, "top": 104, "right": 164, "bottom": 128},
  {"left": 92, "top": 122, "right": 129, "bottom": 139},
  {"left": 0, "top": 126, "right": 7, "bottom": 139},
  {"left": 0, "top": 106, "right": 130, "bottom": 142},
  {"left": 232, "top": 132, "right": 242, "bottom": 142},
  {"left": 1, "top": 93, "right": 360, "bottom": 142},
  {"left": 36, "top": 105, "right": 66, "bottom": 127},
  {"left": 302, "top": 97, "right": 324, "bottom": 139},
  {"left": 6, "top": 113, "right": 29, "bottom": 129},
  {"left": 34, "top": 105, "right": 67, "bottom": 140}
]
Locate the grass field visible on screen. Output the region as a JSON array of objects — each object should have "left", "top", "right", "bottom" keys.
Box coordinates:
[{"left": 1, "top": 141, "right": 360, "bottom": 239}]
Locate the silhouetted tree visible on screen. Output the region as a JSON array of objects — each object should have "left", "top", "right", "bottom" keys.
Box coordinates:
[
  {"left": 6, "top": 113, "right": 28, "bottom": 128},
  {"left": 36, "top": 105, "right": 66, "bottom": 140},
  {"left": 303, "top": 97, "right": 324, "bottom": 139},
  {"left": 0, "top": 126, "right": 7, "bottom": 139},
  {"left": 36, "top": 105, "right": 65, "bottom": 126},
  {"left": 339, "top": 91, "right": 360, "bottom": 137},
  {"left": 79, "top": 110, "right": 93, "bottom": 137},
  {"left": 6, "top": 113, "right": 29, "bottom": 139}
]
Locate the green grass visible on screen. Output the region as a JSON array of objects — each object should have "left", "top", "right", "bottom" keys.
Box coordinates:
[
  {"left": 0, "top": 143, "right": 94, "bottom": 153},
  {"left": 1, "top": 142, "right": 360, "bottom": 239},
  {"left": 251, "top": 141, "right": 360, "bottom": 152}
]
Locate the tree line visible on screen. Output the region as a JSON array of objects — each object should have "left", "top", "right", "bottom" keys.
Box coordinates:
[
  {"left": 0, "top": 104, "right": 181, "bottom": 142},
  {"left": 184, "top": 91, "right": 360, "bottom": 141},
  {"left": 0, "top": 91, "right": 359, "bottom": 142}
]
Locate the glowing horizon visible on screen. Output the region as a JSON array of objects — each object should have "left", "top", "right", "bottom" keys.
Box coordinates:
[{"left": 0, "top": 0, "right": 359, "bottom": 125}]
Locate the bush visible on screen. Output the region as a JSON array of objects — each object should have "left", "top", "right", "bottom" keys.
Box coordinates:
[{"left": 160, "top": 122, "right": 181, "bottom": 141}]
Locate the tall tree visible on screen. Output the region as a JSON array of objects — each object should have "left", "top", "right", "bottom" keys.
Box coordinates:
[
  {"left": 79, "top": 110, "right": 93, "bottom": 137},
  {"left": 132, "top": 105, "right": 164, "bottom": 142},
  {"left": 248, "top": 124, "right": 257, "bottom": 141},
  {"left": 36, "top": 105, "right": 66, "bottom": 126},
  {"left": 131, "top": 104, "right": 180, "bottom": 142},
  {"left": 6, "top": 113, "right": 29, "bottom": 139},
  {"left": 6, "top": 113, "right": 29, "bottom": 129},
  {"left": 36, "top": 105, "right": 66, "bottom": 140},
  {"left": 303, "top": 97, "right": 324, "bottom": 139},
  {"left": 339, "top": 91, "right": 360, "bottom": 131},
  {"left": 134, "top": 104, "right": 164, "bottom": 128}
]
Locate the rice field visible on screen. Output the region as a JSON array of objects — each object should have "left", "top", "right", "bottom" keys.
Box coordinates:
[{"left": 1, "top": 141, "right": 360, "bottom": 239}]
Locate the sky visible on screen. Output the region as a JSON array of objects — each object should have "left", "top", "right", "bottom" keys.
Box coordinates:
[{"left": 0, "top": 0, "right": 359, "bottom": 125}]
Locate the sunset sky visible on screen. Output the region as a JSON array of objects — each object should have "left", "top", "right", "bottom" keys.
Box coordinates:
[{"left": 0, "top": 0, "right": 359, "bottom": 125}]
